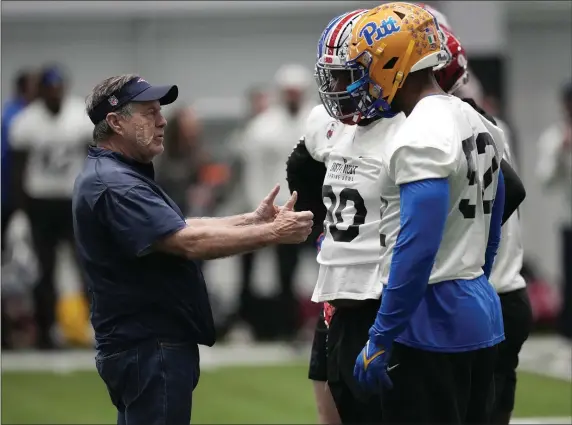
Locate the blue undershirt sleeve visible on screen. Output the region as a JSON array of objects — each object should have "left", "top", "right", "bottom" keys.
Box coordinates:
[{"left": 369, "top": 178, "right": 449, "bottom": 346}]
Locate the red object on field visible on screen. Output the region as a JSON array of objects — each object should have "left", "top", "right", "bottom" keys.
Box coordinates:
[{"left": 527, "top": 280, "right": 561, "bottom": 325}]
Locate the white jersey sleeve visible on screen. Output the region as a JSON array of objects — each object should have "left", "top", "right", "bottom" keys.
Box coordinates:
[
  {"left": 384, "top": 111, "right": 460, "bottom": 185},
  {"left": 303, "top": 105, "right": 340, "bottom": 163}
]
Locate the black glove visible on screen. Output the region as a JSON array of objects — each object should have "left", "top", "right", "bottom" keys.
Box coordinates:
[{"left": 285, "top": 137, "right": 327, "bottom": 229}]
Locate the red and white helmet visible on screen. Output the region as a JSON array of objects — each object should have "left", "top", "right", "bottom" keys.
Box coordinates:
[
  {"left": 418, "top": 3, "right": 470, "bottom": 94},
  {"left": 315, "top": 9, "right": 369, "bottom": 124},
  {"left": 434, "top": 24, "right": 469, "bottom": 94}
]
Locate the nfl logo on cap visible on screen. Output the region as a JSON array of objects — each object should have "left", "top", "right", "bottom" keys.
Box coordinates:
[{"left": 108, "top": 95, "right": 119, "bottom": 106}]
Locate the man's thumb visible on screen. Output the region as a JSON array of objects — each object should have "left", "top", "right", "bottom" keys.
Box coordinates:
[{"left": 284, "top": 191, "right": 298, "bottom": 210}]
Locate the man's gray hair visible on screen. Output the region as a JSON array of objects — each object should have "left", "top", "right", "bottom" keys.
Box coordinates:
[{"left": 85, "top": 74, "right": 138, "bottom": 143}]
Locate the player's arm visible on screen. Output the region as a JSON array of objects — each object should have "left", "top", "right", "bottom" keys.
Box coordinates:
[
  {"left": 483, "top": 169, "right": 505, "bottom": 278},
  {"left": 286, "top": 137, "right": 327, "bottom": 226},
  {"left": 369, "top": 177, "right": 449, "bottom": 346},
  {"left": 499, "top": 159, "right": 525, "bottom": 225},
  {"left": 368, "top": 137, "right": 457, "bottom": 346}
]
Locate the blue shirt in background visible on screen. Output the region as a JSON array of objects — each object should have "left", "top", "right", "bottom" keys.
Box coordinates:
[{"left": 1, "top": 97, "right": 27, "bottom": 207}]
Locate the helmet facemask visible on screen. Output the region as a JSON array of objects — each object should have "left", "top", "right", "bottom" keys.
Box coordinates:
[{"left": 315, "top": 55, "right": 367, "bottom": 124}]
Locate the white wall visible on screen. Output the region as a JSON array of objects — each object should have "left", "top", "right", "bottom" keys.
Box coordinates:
[
  {"left": 1, "top": 3, "right": 379, "bottom": 114},
  {"left": 506, "top": 18, "right": 572, "bottom": 284}
]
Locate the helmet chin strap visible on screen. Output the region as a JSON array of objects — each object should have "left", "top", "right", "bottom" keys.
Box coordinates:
[
  {"left": 364, "top": 39, "right": 416, "bottom": 118},
  {"left": 386, "top": 40, "right": 416, "bottom": 106}
]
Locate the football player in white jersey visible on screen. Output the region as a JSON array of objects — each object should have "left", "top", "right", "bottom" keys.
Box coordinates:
[
  {"left": 428, "top": 11, "right": 532, "bottom": 424},
  {"left": 290, "top": 5, "right": 529, "bottom": 424},
  {"left": 288, "top": 6, "right": 527, "bottom": 424},
  {"left": 10, "top": 65, "right": 93, "bottom": 349},
  {"left": 288, "top": 8, "right": 406, "bottom": 423},
  {"left": 318, "top": 3, "right": 507, "bottom": 423}
]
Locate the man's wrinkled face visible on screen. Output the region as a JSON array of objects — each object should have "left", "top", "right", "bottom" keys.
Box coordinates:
[{"left": 112, "top": 100, "right": 167, "bottom": 161}]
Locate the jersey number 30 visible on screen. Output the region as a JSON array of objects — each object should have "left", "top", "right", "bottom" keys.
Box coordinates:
[
  {"left": 322, "top": 185, "right": 366, "bottom": 243},
  {"left": 459, "top": 133, "right": 499, "bottom": 219}
]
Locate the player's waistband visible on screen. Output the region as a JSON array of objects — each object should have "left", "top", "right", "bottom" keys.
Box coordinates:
[{"left": 329, "top": 298, "right": 380, "bottom": 308}]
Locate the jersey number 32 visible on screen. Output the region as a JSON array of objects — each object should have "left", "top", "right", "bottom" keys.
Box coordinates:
[{"left": 459, "top": 132, "right": 499, "bottom": 219}]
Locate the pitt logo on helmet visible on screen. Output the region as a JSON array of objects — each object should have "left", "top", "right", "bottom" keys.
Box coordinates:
[
  {"left": 359, "top": 16, "right": 401, "bottom": 47},
  {"left": 341, "top": 2, "right": 449, "bottom": 121}
]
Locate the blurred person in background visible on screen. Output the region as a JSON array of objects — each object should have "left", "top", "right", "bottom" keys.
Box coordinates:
[
  {"left": 536, "top": 82, "right": 572, "bottom": 341},
  {"left": 1, "top": 69, "right": 38, "bottom": 249},
  {"left": 1, "top": 69, "right": 38, "bottom": 349},
  {"left": 155, "top": 106, "right": 209, "bottom": 216},
  {"left": 221, "top": 87, "right": 270, "bottom": 338},
  {"left": 9, "top": 64, "right": 93, "bottom": 349},
  {"left": 156, "top": 105, "right": 232, "bottom": 270},
  {"left": 238, "top": 64, "right": 315, "bottom": 341},
  {"left": 245, "top": 86, "right": 270, "bottom": 119}
]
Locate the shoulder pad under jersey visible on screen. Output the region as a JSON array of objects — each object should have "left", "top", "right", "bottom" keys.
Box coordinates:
[{"left": 303, "top": 105, "right": 341, "bottom": 162}]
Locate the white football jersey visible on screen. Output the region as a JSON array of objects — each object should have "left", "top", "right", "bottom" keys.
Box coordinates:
[
  {"left": 378, "top": 95, "right": 505, "bottom": 285},
  {"left": 305, "top": 105, "right": 406, "bottom": 302},
  {"left": 10, "top": 97, "right": 93, "bottom": 199},
  {"left": 489, "top": 118, "right": 526, "bottom": 293}
]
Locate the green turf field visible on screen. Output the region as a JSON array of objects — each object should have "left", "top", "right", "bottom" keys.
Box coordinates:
[{"left": 2, "top": 364, "right": 571, "bottom": 424}]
